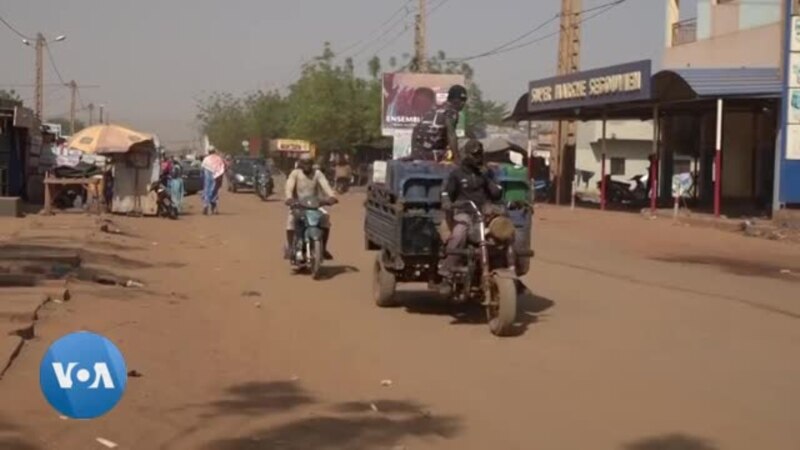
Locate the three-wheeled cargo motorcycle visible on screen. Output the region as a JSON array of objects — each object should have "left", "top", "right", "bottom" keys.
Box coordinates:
[{"left": 364, "top": 160, "right": 534, "bottom": 336}]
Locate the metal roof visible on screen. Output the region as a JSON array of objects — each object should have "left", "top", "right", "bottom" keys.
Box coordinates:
[{"left": 660, "top": 67, "right": 782, "bottom": 98}]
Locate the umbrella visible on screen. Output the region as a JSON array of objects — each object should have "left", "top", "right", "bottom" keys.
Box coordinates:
[{"left": 66, "top": 124, "right": 153, "bottom": 154}]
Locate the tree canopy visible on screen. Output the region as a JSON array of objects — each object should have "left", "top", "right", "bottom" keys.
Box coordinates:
[{"left": 195, "top": 44, "right": 508, "bottom": 155}]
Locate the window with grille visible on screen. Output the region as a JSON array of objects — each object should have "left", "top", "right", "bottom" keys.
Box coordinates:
[{"left": 610, "top": 158, "right": 626, "bottom": 176}]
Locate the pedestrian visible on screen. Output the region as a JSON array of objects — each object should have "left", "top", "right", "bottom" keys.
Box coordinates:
[
  {"left": 102, "top": 165, "right": 114, "bottom": 213},
  {"left": 201, "top": 148, "right": 225, "bottom": 215},
  {"left": 168, "top": 156, "right": 185, "bottom": 213}
]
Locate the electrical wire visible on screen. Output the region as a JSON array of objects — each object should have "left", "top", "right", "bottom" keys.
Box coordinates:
[
  {"left": 452, "top": 0, "right": 629, "bottom": 63},
  {"left": 337, "top": 0, "right": 415, "bottom": 57},
  {"left": 0, "top": 12, "right": 31, "bottom": 40},
  {"left": 362, "top": 0, "right": 451, "bottom": 63},
  {"left": 45, "top": 42, "right": 68, "bottom": 86}
]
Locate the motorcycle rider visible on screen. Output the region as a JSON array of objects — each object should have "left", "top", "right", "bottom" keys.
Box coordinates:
[
  {"left": 439, "top": 139, "right": 503, "bottom": 280},
  {"left": 284, "top": 154, "right": 338, "bottom": 260},
  {"left": 408, "top": 84, "right": 468, "bottom": 162}
]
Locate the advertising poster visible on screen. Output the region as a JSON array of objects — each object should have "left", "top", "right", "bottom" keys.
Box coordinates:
[
  {"left": 792, "top": 16, "right": 800, "bottom": 52},
  {"left": 787, "top": 124, "right": 800, "bottom": 160},
  {"left": 791, "top": 53, "right": 800, "bottom": 88},
  {"left": 382, "top": 72, "right": 466, "bottom": 136},
  {"left": 789, "top": 89, "right": 800, "bottom": 123}
]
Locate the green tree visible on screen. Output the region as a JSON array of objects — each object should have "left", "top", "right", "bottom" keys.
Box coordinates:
[
  {"left": 196, "top": 92, "right": 247, "bottom": 154},
  {"left": 285, "top": 42, "right": 381, "bottom": 153},
  {"left": 243, "top": 90, "right": 289, "bottom": 154}
]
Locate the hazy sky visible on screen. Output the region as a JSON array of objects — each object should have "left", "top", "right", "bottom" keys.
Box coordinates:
[{"left": 0, "top": 0, "right": 694, "bottom": 146}]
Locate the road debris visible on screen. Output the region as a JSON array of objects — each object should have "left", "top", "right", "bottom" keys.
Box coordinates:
[
  {"left": 381, "top": 379, "right": 393, "bottom": 387},
  {"left": 290, "top": 375, "right": 300, "bottom": 381},
  {"left": 127, "top": 370, "right": 143, "bottom": 378},
  {"left": 124, "top": 280, "right": 145, "bottom": 288},
  {"left": 370, "top": 402, "right": 379, "bottom": 412},
  {"left": 780, "top": 269, "right": 792, "bottom": 274},
  {"left": 242, "top": 290, "right": 261, "bottom": 297},
  {"left": 96, "top": 437, "right": 118, "bottom": 448},
  {"left": 59, "top": 415, "right": 68, "bottom": 420}
]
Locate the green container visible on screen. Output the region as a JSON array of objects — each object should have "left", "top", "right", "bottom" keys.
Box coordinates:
[{"left": 492, "top": 164, "right": 530, "bottom": 203}]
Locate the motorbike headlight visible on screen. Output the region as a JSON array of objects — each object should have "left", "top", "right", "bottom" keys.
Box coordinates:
[
  {"left": 235, "top": 174, "right": 245, "bottom": 182},
  {"left": 487, "top": 216, "right": 516, "bottom": 243}
]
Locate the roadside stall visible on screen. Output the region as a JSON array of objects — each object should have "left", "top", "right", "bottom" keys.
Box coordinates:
[{"left": 64, "top": 124, "right": 158, "bottom": 216}]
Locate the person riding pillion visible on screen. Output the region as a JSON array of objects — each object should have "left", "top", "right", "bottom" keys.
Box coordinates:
[
  {"left": 409, "top": 84, "right": 468, "bottom": 162},
  {"left": 439, "top": 139, "right": 502, "bottom": 278},
  {"left": 284, "top": 154, "right": 338, "bottom": 259}
]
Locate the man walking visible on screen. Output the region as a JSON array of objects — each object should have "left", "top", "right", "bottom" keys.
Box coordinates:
[{"left": 201, "top": 148, "right": 225, "bottom": 215}]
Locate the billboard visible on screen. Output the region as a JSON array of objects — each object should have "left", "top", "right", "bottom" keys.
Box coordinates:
[{"left": 381, "top": 72, "right": 466, "bottom": 135}]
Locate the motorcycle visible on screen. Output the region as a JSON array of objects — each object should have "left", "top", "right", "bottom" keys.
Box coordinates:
[
  {"left": 598, "top": 174, "right": 649, "bottom": 204},
  {"left": 288, "top": 196, "right": 336, "bottom": 279},
  {"left": 149, "top": 180, "right": 178, "bottom": 220},
  {"left": 255, "top": 168, "right": 274, "bottom": 201},
  {"left": 436, "top": 200, "right": 525, "bottom": 336},
  {"left": 334, "top": 176, "right": 350, "bottom": 194}
]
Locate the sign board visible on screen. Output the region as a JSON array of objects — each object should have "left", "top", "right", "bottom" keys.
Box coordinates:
[
  {"left": 270, "top": 139, "right": 313, "bottom": 153},
  {"left": 390, "top": 130, "right": 413, "bottom": 160},
  {"left": 792, "top": 16, "right": 800, "bottom": 51},
  {"left": 13, "top": 106, "right": 34, "bottom": 129},
  {"left": 371, "top": 160, "right": 387, "bottom": 184},
  {"left": 527, "top": 60, "right": 652, "bottom": 113},
  {"left": 787, "top": 124, "right": 800, "bottom": 160},
  {"left": 381, "top": 72, "right": 466, "bottom": 136}
]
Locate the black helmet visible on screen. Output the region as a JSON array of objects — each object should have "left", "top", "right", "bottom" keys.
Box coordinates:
[
  {"left": 463, "top": 139, "right": 484, "bottom": 158},
  {"left": 447, "top": 84, "right": 468, "bottom": 102}
]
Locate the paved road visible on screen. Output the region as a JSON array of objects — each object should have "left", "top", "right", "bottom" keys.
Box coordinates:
[{"left": 1, "top": 190, "right": 799, "bottom": 449}]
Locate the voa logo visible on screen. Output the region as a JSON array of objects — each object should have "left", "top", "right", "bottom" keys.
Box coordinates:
[{"left": 40, "top": 332, "right": 127, "bottom": 419}]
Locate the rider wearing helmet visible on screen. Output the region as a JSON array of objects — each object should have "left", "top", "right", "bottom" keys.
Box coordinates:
[
  {"left": 284, "top": 154, "right": 338, "bottom": 259},
  {"left": 439, "top": 139, "right": 502, "bottom": 278},
  {"left": 409, "top": 84, "right": 468, "bottom": 161}
]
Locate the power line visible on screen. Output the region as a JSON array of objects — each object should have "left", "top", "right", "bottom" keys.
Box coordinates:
[
  {"left": 0, "top": 12, "right": 31, "bottom": 40},
  {"left": 45, "top": 42, "right": 68, "bottom": 86},
  {"left": 348, "top": 4, "right": 418, "bottom": 60},
  {"left": 361, "top": 0, "right": 450, "bottom": 63},
  {"left": 337, "top": 0, "right": 415, "bottom": 57},
  {"left": 452, "top": 0, "right": 629, "bottom": 63}
]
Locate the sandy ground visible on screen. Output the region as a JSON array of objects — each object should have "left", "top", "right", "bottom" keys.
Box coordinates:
[{"left": 0, "top": 190, "right": 799, "bottom": 450}]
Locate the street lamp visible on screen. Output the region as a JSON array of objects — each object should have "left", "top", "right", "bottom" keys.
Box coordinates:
[{"left": 20, "top": 33, "right": 67, "bottom": 118}]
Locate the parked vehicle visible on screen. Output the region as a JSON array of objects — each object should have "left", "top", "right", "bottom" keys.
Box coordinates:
[
  {"left": 598, "top": 174, "right": 649, "bottom": 204},
  {"left": 254, "top": 164, "right": 274, "bottom": 201},
  {"left": 149, "top": 181, "right": 178, "bottom": 219},
  {"left": 365, "top": 161, "right": 534, "bottom": 337},
  {"left": 226, "top": 160, "right": 259, "bottom": 193},
  {"left": 288, "top": 196, "right": 336, "bottom": 280},
  {"left": 179, "top": 160, "right": 203, "bottom": 195}
]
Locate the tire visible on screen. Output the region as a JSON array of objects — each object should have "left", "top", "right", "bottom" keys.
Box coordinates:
[
  {"left": 168, "top": 206, "right": 179, "bottom": 220},
  {"left": 311, "top": 239, "right": 324, "bottom": 280},
  {"left": 487, "top": 275, "right": 518, "bottom": 337},
  {"left": 231, "top": 184, "right": 238, "bottom": 193},
  {"left": 373, "top": 253, "right": 397, "bottom": 307}
]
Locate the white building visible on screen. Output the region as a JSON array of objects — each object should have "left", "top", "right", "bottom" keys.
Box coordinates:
[{"left": 574, "top": 120, "right": 654, "bottom": 193}]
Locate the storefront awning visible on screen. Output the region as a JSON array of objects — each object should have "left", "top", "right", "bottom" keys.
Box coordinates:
[{"left": 508, "top": 64, "right": 781, "bottom": 122}]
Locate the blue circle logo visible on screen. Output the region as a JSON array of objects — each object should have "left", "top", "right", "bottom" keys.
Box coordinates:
[{"left": 39, "top": 332, "right": 127, "bottom": 419}]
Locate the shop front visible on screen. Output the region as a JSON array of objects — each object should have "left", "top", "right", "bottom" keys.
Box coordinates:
[{"left": 509, "top": 60, "right": 787, "bottom": 216}]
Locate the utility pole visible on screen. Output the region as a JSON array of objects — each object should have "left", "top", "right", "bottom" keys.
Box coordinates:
[
  {"left": 34, "top": 33, "right": 45, "bottom": 119},
  {"left": 88, "top": 103, "right": 95, "bottom": 126},
  {"left": 68, "top": 80, "right": 77, "bottom": 134},
  {"left": 414, "top": 0, "right": 428, "bottom": 72},
  {"left": 553, "top": 0, "right": 582, "bottom": 205},
  {"left": 99, "top": 104, "right": 105, "bottom": 125}
]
